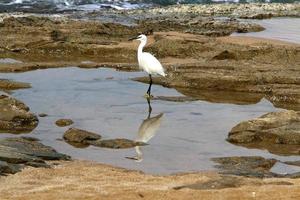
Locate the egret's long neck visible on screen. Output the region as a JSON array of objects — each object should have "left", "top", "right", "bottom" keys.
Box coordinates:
[{"left": 138, "top": 39, "right": 147, "bottom": 56}]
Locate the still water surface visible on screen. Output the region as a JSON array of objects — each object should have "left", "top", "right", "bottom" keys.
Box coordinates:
[{"left": 1, "top": 67, "right": 299, "bottom": 174}]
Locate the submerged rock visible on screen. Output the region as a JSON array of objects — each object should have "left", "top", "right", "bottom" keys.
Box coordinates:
[
  {"left": 38, "top": 113, "right": 48, "bottom": 117},
  {"left": 87, "top": 139, "right": 147, "bottom": 149},
  {"left": 228, "top": 110, "right": 300, "bottom": 155},
  {"left": 63, "top": 128, "right": 101, "bottom": 144},
  {"left": 0, "top": 137, "right": 70, "bottom": 175},
  {"left": 55, "top": 119, "right": 74, "bottom": 127},
  {"left": 0, "top": 95, "right": 38, "bottom": 133}
]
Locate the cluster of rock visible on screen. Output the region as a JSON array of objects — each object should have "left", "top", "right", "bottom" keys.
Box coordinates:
[{"left": 63, "top": 128, "right": 146, "bottom": 149}]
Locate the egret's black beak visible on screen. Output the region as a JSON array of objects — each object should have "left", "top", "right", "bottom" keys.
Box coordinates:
[{"left": 128, "top": 36, "right": 138, "bottom": 41}]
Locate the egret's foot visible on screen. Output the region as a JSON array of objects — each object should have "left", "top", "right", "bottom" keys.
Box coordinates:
[{"left": 143, "top": 93, "right": 154, "bottom": 99}]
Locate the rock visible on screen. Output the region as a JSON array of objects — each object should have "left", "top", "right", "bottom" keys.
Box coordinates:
[
  {"left": 63, "top": 128, "right": 101, "bottom": 144},
  {"left": 0, "top": 160, "right": 23, "bottom": 175},
  {"left": 55, "top": 119, "right": 74, "bottom": 127},
  {"left": 0, "top": 79, "right": 31, "bottom": 90},
  {"left": 227, "top": 110, "right": 300, "bottom": 155},
  {"left": 130, "top": 3, "right": 300, "bottom": 19},
  {"left": 38, "top": 113, "right": 48, "bottom": 117},
  {"left": 0, "top": 137, "right": 70, "bottom": 175},
  {"left": 0, "top": 95, "right": 38, "bottom": 133},
  {"left": 87, "top": 139, "right": 147, "bottom": 149},
  {"left": 212, "top": 156, "right": 277, "bottom": 178}
]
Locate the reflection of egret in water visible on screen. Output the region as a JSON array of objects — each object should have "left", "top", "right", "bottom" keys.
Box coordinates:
[{"left": 126, "top": 98, "right": 163, "bottom": 162}]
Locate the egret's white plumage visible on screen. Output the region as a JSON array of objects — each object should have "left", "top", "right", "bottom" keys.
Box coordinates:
[
  {"left": 130, "top": 34, "right": 166, "bottom": 97},
  {"left": 136, "top": 35, "right": 166, "bottom": 77}
]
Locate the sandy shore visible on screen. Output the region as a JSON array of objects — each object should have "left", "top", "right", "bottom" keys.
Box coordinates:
[{"left": 0, "top": 160, "right": 299, "bottom": 200}]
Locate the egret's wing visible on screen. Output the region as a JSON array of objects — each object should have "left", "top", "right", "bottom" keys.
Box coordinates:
[{"left": 140, "top": 53, "right": 165, "bottom": 76}]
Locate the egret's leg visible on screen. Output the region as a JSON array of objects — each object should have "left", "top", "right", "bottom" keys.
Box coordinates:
[{"left": 145, "top": 74, "right": 153, "bottom": 98}]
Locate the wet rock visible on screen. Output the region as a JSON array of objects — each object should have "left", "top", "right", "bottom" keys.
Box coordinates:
[
  {"left": 63, "top": 128, "right": 101, "bottom": 144},
  {"left": 212, "top": 156, "right": 277, "bottom": 178},
  {"left": 87, "top": 139, "right": 147, "bottom": 149},
  {"left": 55, "top": 119, "right": 74, "bottom": 127},
  {"left": 228, "top": 110, "right": 300, "bottom": 155},
  {"left": 0, "top": 79, "right": 31, "bottom": 90},
  {"left": 0, "top": 137, "right": 70, "bottom": 175},
  {"left": 38, "top": 113, "right": 48, "bottom": 117},
  {"left": 0, "top": 95, "right": 38, "bottom": 133}
]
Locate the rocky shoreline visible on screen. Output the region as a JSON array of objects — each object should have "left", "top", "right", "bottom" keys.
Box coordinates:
[
  {"left": 128, "top": 3, "right": 300, "bottom": 19},
  {"left": 0, "top": 3, "right": 300, "bottom": 199}
]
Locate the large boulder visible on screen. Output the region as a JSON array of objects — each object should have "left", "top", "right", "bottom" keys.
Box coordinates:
[
  {"left": 227, "top": 110, "right": 300, "bottom": 155},
  {"left": 0, "top": 95, "right": 38, "bottom": 133}
]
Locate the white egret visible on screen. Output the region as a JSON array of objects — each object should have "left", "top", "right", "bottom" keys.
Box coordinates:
[{"left": 129, "top": 34, "right": 166, "bottom": 98}]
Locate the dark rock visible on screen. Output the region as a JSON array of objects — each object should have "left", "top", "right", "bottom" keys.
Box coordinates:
[
  {"left": 0, "top": 137, "right": 70, "bottom": 162},
  {"left": 87, "top": 139, "right": 147, "bottom": 149},
  {"left": 212, "top": 156, "right": 277, "bottom": 178},
  {"left": 228, "top": 111, "right": 300, "bottom": 155},
  {"left": 212, "top": 50, "right": 237, "bottom": 60},
  {"left": 0, "top": 95, "right": 39, "bottom": 133},
  {"left": 0, "top": 137, "right": 70, "bottom": 175},
  {"left": 55, "top": 119, "right": 74, "bottom": 127},
  {"left": 38, "top": 113, "right": 48, "bottom": 117},
  {"left": 0, "top": 160, "right": 23, "bottom": 175},
  {"left": 63, "top": 128, "right": 101, "bottom": 144}
]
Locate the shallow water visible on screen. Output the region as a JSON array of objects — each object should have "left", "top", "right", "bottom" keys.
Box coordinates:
[
  {"left": 1, "top": 67, "right": 300, "bottom": 174},
  {"left": 234, "top": 18, "right": 300, "bottom": 44}
]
